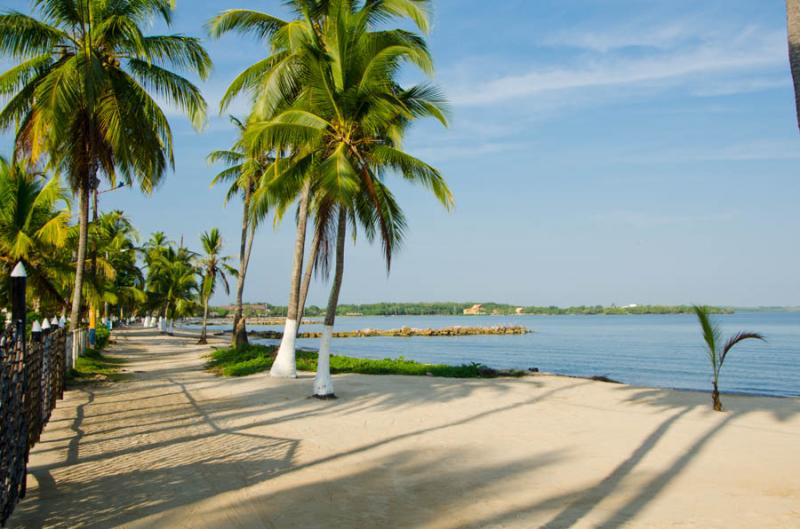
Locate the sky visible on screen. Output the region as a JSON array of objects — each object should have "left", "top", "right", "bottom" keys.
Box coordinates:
[{"left": 1, "top": 0, "right": 798, "bottom": 307}]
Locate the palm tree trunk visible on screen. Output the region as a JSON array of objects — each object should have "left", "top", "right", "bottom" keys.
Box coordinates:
[
  {"left": 314, "top": 208, "right": 346, "bottom": 398},
  {"left": 788, "top": 0, "right": 800, "bottom": 131},
  {"left": 69, "top": 182, "right": 90, "bottom": 334},
  {"left": 232, "top": 186, "right": 252, "bottom": 347},
  {"left": 161, "top": 302, "right": 169, "bottom": 334},
  {"left": 712, "top": 381, "right": 723, "bottom": 412},
  {"left": 91, "top": 187, "right": 98, "bottom": 281},
  {"left": 271, "top": 182, "right": 311, "bottom": 378},
  {"left": 199, "top": 296, "right": 209, "bottom": 345},
  {"left": 296, "top": 226, "right": 321, "bottom": 336}
]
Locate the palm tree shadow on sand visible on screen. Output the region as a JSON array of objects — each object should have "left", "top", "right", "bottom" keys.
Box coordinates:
[{"left": 10, "top": 334, "right": 800, "bottom": 528}]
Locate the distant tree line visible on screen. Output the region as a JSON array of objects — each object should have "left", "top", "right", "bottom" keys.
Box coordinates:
[{"left": 208, "top": 303, "right": 734, "bottom": 317}]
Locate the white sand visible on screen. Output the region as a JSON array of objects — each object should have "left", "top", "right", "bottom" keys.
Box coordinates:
[{"left": 8, "top": 328, "right": 800, "bottom": 528}]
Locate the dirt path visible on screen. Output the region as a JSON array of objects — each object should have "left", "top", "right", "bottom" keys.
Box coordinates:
[{"left": 7, "top": 327, "right": 800, "bottom": 529}]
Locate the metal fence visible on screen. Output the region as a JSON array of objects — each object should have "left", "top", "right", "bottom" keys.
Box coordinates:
[
  {"left": 0, "top": 323, "right": 68, "bottom": 526},
  {"left": 1, "top": 264, "right": 72, "bottom": 526}
]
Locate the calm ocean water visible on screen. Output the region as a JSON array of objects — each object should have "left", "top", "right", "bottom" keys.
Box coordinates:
[{"left": 201, "top": 312, "right": 800, "bottom": 397}]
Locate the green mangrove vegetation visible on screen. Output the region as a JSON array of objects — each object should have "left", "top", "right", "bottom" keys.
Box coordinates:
[{"left": 210, "top": 303, "right": 734, "bottom": 318}]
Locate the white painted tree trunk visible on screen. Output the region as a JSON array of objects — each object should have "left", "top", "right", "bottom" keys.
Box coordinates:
[
  {"left": 143, "top": 316, "right": 151, "bottom": 328},
  {"left": 159, "top": 317, "right": 166, "bottom": 333},
  {"left": 168, "top": 319, "right": 174, "bottom": 335},
  {"left": 313, "top": 326, "right": 335, "bottom": 397},
  {"left": 313, "top": 208, "right": 346, "bottom": 398},
  {"left": 271, "top": 319, "right": 298, "bottom": 378},
  {"left": 270, "top": 183, "right": 311, "bottom": 379}
]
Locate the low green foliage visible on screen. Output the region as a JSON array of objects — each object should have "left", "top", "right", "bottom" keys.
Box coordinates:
[
  {"left": 95, "top": 326, "right": 111, "bottom": 351},
  {"left": 207, "top": 344, "right": 527, "bottom": 379},
  {"left": 66, "top": 328, "right": 125, "bottom": 383},
  {"left": 206, "top": 344, "right": 276, "bottom": 377}
]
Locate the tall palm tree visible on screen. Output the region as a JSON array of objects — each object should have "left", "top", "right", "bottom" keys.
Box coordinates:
[
  {"left": 248, "top": 1, "right": 452, "bottom": 390},
  {"left": 197, "top": 228, "right": 235, "bottom": 344},
  {"left": 208, "top": 116, "right": 272, "bottom": 348},
  {"left": 208, "top": 2, "right": 321, "bottom": 371},
  {"left": 0, "top": 156, "right": 70, "bottom": 306},
  {"left": 0, "top": 0, "right": 211, "bottom": 334},
  {"left": 693, "top": 306, "right": 766, "bottom": 411},
  {"left": 788, "top": 0, "right": 800, "bottom": 131},
  {"left": 213, "top": 0, "right": 451, "bottom": 382}
]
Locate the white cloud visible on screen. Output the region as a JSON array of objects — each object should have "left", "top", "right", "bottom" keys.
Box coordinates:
[
  {"left": 448, "top": 26, "right": 785, "bottom": 106},
  {"left": 543, "top": 21, "right": 700, "bottom": 52},
  {"left": 407, "top": 140, "right": 530, "bottom": 162}
]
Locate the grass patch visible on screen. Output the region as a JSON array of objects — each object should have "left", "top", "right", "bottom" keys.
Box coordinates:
[
  {"left": 206, "top": 344, "right": 277, "bottom": 377},
  {"left": 207, "top": 344, "right": 527, "bottom": 379},
  {"left": 66, "top": 327, "right": 126, "bottom": 384}
]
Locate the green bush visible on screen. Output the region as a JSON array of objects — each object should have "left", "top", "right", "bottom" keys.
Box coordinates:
[{"left": 94, "top": 326, "right": 111, "bottom": 351}]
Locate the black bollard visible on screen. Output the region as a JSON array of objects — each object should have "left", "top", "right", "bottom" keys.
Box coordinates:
[
  {"left": 31, "top": 320, "right": 42, "bottom": 343},
  {"left": 11, "top": 262, "right": 27, "bottom": 339}
]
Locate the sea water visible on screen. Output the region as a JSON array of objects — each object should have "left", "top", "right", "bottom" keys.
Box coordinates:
[{"left": 200, "top": 312, "right": 800, "bottom": 397}]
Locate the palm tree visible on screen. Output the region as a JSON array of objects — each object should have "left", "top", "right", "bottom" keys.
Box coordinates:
[
  {"left": 246, "top": 1, "right": 453, "bottom": 391},
  {"left": 197, "top": 228, "right": 235, "bottom": 344},
  {"left": 213, "top": 0, "right": 452, "bottom": 382},
  {"left": 147, "top": 243, "right": 198, "bottom": 335},
  {"left": 693, "top": 306, "right": 766, "bottom": 411},
  {"left": 208, "top": 116, "right": 272, "bottom": 348},
  {"left": 208, "top": 3, "right": 321, "bottom": 373},
  {"left": 88, "top": 211, "right": 144, "bottom": 323},
  {"left": 0, "top": 0, "right": 211, "bottom": 334},
  {"left": 788, "top": 0, "right": 800, "bottom": 130},
  {"left": 0, "top": 156, "right": 71, "bottom": 307}
]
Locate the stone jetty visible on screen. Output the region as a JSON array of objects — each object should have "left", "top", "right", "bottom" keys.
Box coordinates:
[{"left": 250, "top": 325, "right": 531, "bottom": 340}]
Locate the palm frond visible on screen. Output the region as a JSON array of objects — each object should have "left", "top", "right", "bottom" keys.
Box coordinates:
[
  {"left": 0, "top": 11, "right": 71, "bottom": 58},
  {"left": 127, "top": 58, "right": 208, "bottom": 129},
  {"left": 721, "top": 332, "right": 766, "bottom": 365},
  {"left": 693, "top": 305, "right": 721, "bottom": 366},
  {"left": 207, "top": 9, "right": 287, "bottom": 41}
]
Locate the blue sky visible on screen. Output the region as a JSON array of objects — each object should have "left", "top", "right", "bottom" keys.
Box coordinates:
[{"left": 2, "top": 0, "right": 798, "bottom": 307}]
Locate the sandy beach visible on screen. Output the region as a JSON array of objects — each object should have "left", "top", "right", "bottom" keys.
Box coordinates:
[{"left": 8, "top": 327, "right": 800, "bottom": 529}]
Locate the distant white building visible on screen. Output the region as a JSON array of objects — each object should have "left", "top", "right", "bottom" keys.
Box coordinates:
[{"left": 463, "top": 304, "right": 484, "bottom": 315}]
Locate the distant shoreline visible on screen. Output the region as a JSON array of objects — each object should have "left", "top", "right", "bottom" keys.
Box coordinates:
[{"left": 208, "top": 303, "right": 747, "bottom": 319}]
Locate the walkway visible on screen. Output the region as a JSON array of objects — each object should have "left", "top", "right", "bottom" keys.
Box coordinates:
[{"left": 7, "top": 328, "right": 800, "bottom": 528}]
